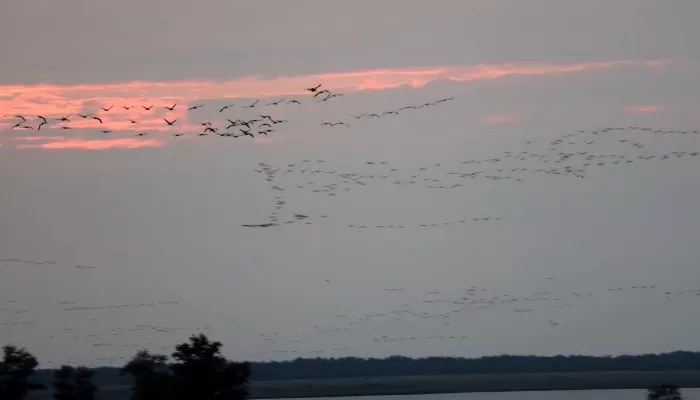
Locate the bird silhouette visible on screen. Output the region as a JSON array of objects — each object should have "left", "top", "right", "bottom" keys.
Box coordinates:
[
  {"left": 244, "top": 99, "right": 259, "bottom": 108},
  {"left": 164, "top": 118, "right": 177, "bottom": 126},
  {"left": 313, "top": 90, "right": 330, "bottom": 98},
  {"left": 164, "top": 103, "right": 177, "bottom": 111},
  {"left": 305, "top": 84, "right": 322, "bottom": 92},
  {"left": 239, "top": 129, "right": 254, "bottom": 138}
]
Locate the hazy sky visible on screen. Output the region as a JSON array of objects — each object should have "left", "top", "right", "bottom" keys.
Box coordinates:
[{"left": 1, "top": 0, "right": 700, "bottom": 368}]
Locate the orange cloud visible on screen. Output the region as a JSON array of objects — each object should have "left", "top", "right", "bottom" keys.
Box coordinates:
[
  {"left": 626, "top": 105, "right": 666, "bottom": 115},
  {"left": 0, "top": 58, "right": 671, "bottom": 149}
]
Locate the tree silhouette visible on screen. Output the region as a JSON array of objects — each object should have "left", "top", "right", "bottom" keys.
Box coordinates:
[
  {"left": 53, "top": 366, "right": 77, "bottom": 400},
  {"left": 170, "top": 334, "right": 250, "bottom": 400},
  {"left": 75, "top": 367, "right": 97, "bottom": 400},
  {"left": 122, "top": 350, "right": 173, "bottom": 400},
  {"left": 0, "top": 345, "right": 39, "bottom": 400},
  {"left": 53, "top": 365, "right": 96, "bottom": 400},
  {"left": 648, "top": 384, "right": 683, "bottom": 400}
]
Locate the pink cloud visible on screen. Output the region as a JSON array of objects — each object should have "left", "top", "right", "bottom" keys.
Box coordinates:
[
  {"left": 626, "top": 105, "right": 666, "bottom": 115},
  {"left": 644, "top": 59, "right": 674, "bottom": 67},
  {"left": 483, "top": 112, "right": 525, "bottom": 125},
  {"left": 16, "top": 138, "right": 164, "bottom": 150},
  {"left": 0, "top": 59, "right": 667, "bottom": 121},
  {"left": 14, "top": 135, "right": 67, "bottom": 141},
  {"left": 253, "top": 136, "right": 275, "bottom": 144},
  {"left": 0, "top": 58, "right": 672, "bottom": 149}
]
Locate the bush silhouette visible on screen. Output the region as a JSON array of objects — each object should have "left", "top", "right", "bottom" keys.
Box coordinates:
[{"left": 0, "top": 345, "right": 39, "bottom": 400}]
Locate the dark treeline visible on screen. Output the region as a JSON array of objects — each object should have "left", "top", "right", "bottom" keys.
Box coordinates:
[
  {"left": 25, "top": 350, "right": 700, "bottom": 386},
  {"left": 252, "top": 352, "right": 700, "bottom": 380}
]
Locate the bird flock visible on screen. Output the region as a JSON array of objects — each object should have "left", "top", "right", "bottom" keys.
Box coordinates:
[
  {"left": 242, "top": 123, "right": 700, "bottom": 229},
  {"left": 245, "top": 279, "right": 700, "bottom": 360},
  {"left": 0, "top": 84, "right": 372, "bottom": 140},
  {"left": 2, "top": 79, "right": 700, "bottom": 366}
]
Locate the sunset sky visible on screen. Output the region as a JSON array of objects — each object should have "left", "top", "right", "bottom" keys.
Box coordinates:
[{"left": 1, "top": 0, "right": 700, "bottom": 368}]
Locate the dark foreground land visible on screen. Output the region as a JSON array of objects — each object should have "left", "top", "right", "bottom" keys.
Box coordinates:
[{"left": 26, "top": 371, "right": 700, "bottom": 399}]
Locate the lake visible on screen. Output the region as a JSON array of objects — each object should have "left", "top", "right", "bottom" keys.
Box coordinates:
[
  {"left": 283, "top": 389, "right": 700, "bottom": 400},
  {"left": 29, "top": 387, "right": 699, "bottom": 400}
]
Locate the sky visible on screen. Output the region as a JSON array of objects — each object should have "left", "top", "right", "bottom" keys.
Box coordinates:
[{"left": 1, "top": 0, "right": 700, "bottom": 368}]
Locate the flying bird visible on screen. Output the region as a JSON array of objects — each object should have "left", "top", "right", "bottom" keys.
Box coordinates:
[
  {"left": 287, "top": 100, "right": 301, "bottom": 105},
  {"left": 164, "top": 118, "right": 177, "bottom": 126},
  {"left": 122, "top": 105, "right": 132, "bottom": 110},
  {"left": 129, "top": 120, "right": 138, "bottom": 124},
  {"left": 100, "top": 130, "right": 112, "bottom": 133},
  {"left": 313, "top": 90, "right": 330, "bottom": 98},
  {"left": 239, "top": 129, "right": 254, "bottom": 138},
  {"left": 187, "top": 104, "right": 204, "bottom": 111},
  {"left": 92, "top": 117, "right": 103, "bottom": 124},
  {"left": 305, "top": 84, "right": 322, "bottom": 92},
  {"left": 15, "top": 115, "right": 26, "bottom": 123},
  {"left": 37, "top": 116, "right": 47, "bottom": 124},
  {"left": 134, "top": 132, "right": 148, "bottom": 136},
  {"left": 164, "top": 103, "right": 177, "bottom": 111},
  {"left": 267, "top": 99, "right": 284, "bottom": 106},
  {"left": 219, "top": 104, "right": 235, "bottom": 112},
  {"left": 37, "top": 121, "right": 47, "bottom": 131},
  {"left": 141, "top": 105, "right": 154, "bottom": 110},
  {"left": 78, "top": 113, "right": 93, "bottom": 119},
  {"left": 243, "top": 99, "right": 259, "bottom": 108},
  {"left": 55, "top": 115, "right": 71, "bottom": 122},
  {"left": 100, "top": 105, "right": 114, "bottom": 112}
]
